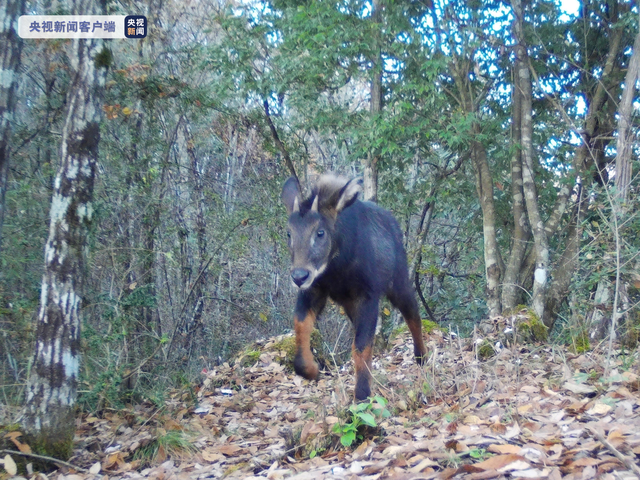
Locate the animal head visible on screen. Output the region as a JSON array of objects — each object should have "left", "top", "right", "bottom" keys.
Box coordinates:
[{"left": 282, "top": 174, "right": 362, "bottom": 289}]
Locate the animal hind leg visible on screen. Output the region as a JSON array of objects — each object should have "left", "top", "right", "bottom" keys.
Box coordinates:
[
  {"left": 352, "top": 297, "right": 379, "bottom": 401},
  {"left": 388, "top": 285, "right": 427, "bottom": 365}
]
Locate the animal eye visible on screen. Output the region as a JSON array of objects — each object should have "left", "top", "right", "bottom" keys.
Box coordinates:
[
  {"left": 317, "top": 230, "right": 325, "bottom": 238},
  {"left": 287, "top": 231, "right": 291, "bottom": 238}
]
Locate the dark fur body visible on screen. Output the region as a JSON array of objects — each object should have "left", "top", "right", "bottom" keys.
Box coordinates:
[
  {"left": 282, "top": 175, "right": 427, "bottom": 400},
  {"left": 305, "top": 200, "right": 412, "bottom": 313}
]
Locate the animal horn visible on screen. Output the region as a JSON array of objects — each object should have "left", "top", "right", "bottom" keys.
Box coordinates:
[
  {"left": 293, "top": 196, "right": 300, "bottom": 213},
  {"left": 311, "top": 195, "right": 318, "bottom": 212}
]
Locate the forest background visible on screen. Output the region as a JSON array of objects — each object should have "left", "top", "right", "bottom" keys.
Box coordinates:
[{"left": 1, "top": 0, "right": 639, "bottom": 430}]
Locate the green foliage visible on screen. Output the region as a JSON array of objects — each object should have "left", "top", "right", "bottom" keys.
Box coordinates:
[
  {"left": 468, "top": 448, "right": 492, "bottom": 460},
  {"left": 477, "top": 340, "right": 496, "bottom": 360},
  {"left": 332, "top": 396, "right": 390, "bottom": 448},
  {"left": 621, "top": 309, "right": 640, "bottom": 349},
  {"left": 572, "top": 330, "right": 590, "bottom": 354},
  {"left": 264, "top": 330, "right": 327, "bottom": 371},
  {"left": 421, "top": 320, "right": 441, "bottom": 335},
  {"left": 134, "top": 430, "right": 195, "bottom": 467},
  {"left": 78, "top": 366, "right": 126, "bottom": 412},
  {"left": 94, "top": 47, "right": 114, "bottom": 69},
  {"left": 239, "top": 350, "right": 262, "bottom": 367},
  {"left": 514, "top": 309, "right": 549, "bottom": 343}
]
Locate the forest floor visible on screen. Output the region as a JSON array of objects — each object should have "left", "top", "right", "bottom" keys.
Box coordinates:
[{"left": 3, "top": 318, "right": 640, "bottom": 480}]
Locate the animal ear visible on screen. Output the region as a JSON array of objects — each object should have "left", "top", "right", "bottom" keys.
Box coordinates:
[
  {"left": 282, "top": 176, "right": 302, "bottom": 215},
  {"left": 335, "top": 177, "right": 362, "bottom": 213}
]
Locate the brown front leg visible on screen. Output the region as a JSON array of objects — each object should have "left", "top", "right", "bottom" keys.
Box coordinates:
[
  {"left": 292, "top": 288, "right": 327, "bottom": 380},
  {"left": 294, "top": 311, "right": 319, "bottom": 379}
]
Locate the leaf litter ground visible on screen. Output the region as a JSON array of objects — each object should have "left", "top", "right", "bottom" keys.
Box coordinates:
[{"left": 3, "top": 327, "right": 640, "bottom": 480}]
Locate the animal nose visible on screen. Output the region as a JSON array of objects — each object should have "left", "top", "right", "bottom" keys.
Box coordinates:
[{"left": 291, "top": 268, "right": 310, "bottom": 287}]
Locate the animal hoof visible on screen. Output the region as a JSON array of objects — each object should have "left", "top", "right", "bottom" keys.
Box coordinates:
[
  {"left": 294, "top": 353, "right": 319, "bottom": 380},
  {"left": 354, "top": 375, "right": 371, "bottom": 401}
]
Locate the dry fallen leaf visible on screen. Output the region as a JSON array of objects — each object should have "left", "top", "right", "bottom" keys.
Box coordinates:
[
  {"left": 475, "top": 454, "right": 529, "bottom": 471},
  {"left": 517, "top": 404, "right": 533, "bottom": 414},
  {"left": 409, "top": 457, "right": 437, "bottom": 473},
  {"left": 202, "top": 449, "right": 225, "bottom": 462},
  {"left": 3, "top": 454, "right": 17, "bottom": 476},
  {"left": 563, "top": 381, "right": 596, "bottom": 395},
  {"left": 4, "top": 431, "right": 22, "bottom": 441},
  {"left": 514, "top": 468, "right": 551, "bottom": 478},
  {"left": 497, "top": 460, "right": 530, "bottom": 473},
  {"left": 587, "top": 402, "right": 612, "bottom": 415},
  {"left": 219, "top": 444, "right": 243, "bottom": 456},
  {"left": 89, "top": 462, "right": 101, "bottom": 475},
  {"left": 299, "top": 420, "right": 314, "bottom": 444},
  {"left": 488, "top": 444, "right": 521, "bottom": 455},
  {"left": 571, "top": 457, "right": 600, "bottom": 467},
  {"left": 22, "top": 327, "right": 639, "bottom": 480},
  {"left": 464, "top": 415, "right": 482, "bottom": 425},
  {"left": 16, "top": 441, "right": 32, "bottom": 454},
  {"left": 491, "top": 422, "right": 507, "bottom": 434}
]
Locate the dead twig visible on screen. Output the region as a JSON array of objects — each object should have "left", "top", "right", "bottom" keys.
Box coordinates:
[
  {"left": 586, "top": 426, "right": 640, "bottom": 477},
  {"left": 0, "top": 449, "right": 89, "bottom": 473}
]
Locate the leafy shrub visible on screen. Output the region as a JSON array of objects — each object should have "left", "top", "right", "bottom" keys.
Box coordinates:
[{"left": 332, "top": 396, "right": 390, "bottom": 448}]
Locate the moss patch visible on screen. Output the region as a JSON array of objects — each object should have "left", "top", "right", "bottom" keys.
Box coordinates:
[
  {"left": 392, "top": 318, "right": 443, "bottom": 340},
  {"left": 477, "top": 340, "right": 496, "bottom": 360},
  {"left": 422, "top": 319, "right": 443, "bottom": 334},
  {"left": 238, "top": 350, "right": 261, "bottom": 367},
  {"left": 21, "top": 431, "right": 75, "bottom": 471},
  {"left": 235, "top": 330, "right": 328, "bottom": 373},
  {"left": 509, "top": 306, "right": 548, "bottom": 342},
  {"left": 621, "top": 309, "right": 640, "bottom": 349},
  {"left": 572, "top": 331, "right": 590, "bottom": 354},
  {"left": 270, "top": 336, "right": 298, "bottom": 365}
]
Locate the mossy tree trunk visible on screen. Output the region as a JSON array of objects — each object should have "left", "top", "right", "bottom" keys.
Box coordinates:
[{"left": 22, "top": 0, "right": 106, "bottom": 459}]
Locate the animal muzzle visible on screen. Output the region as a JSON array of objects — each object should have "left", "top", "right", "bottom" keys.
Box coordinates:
[{"left": 291, "top": 268, "right": 310, "bottom": 287}]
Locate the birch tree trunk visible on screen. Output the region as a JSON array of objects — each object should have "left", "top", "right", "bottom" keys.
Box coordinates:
[
  {"left": 0, "top": 0, "right": 24, "bottom": 255},
  {"left": 23, "top": 0, "right": 107, "bottom": 457}
]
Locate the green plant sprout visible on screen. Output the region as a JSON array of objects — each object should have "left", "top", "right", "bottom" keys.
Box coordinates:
[{"left": 332, "top": 396, "right": 391, "bottom": 447}]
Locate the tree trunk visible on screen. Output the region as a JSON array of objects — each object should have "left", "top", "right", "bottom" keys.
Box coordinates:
[
  {"left": 364, "top": 0, "right": 382, "bottom": 202},
  {"left": 615, "top": 24, "right": 640, "bottom": 203},
  {"left": 450, "top": 55, "right": 503, "bottom": 318},
  {"left": 183, "top": 121, "right": 207, "bottom": 348},
  {"left": 518, "top": 18, "right": 621, "bottom": 305},
  {"left": 512, "top": 0, "right": 549, "bottom": 321},
  {"left": 471, "top": 136, "right": 503, "bottom": 317},
  {"left": 502, "top": 68, "right": 530, "bottom": 311},
  {"left": 0, "top": 0, "right": 25, "bottom": 255},
  {"left": 610, "top": 20, "right": 640, "bottom": 345},
  {"left": 543, "top": 192, "right": 584, "bottom": 328},
  {"left": 23, "top": 0, "right": 106, "bottom": 458}
]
